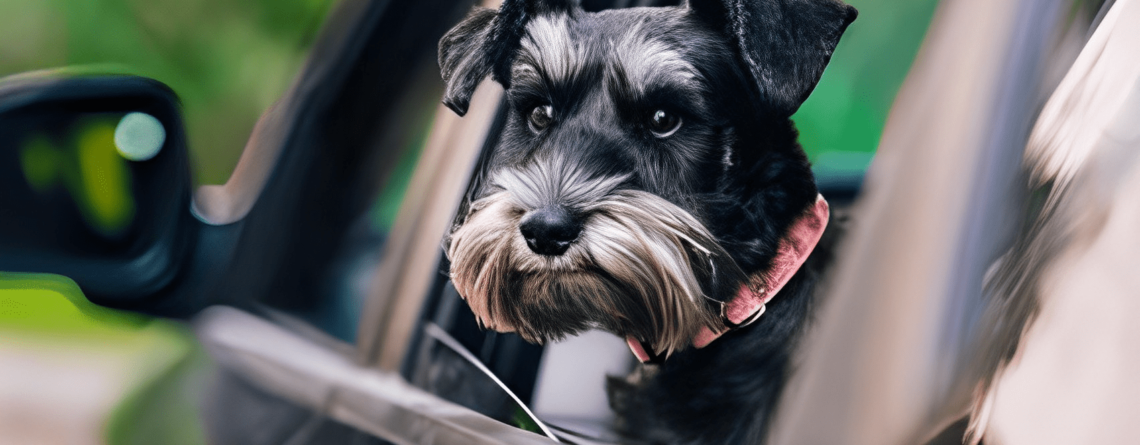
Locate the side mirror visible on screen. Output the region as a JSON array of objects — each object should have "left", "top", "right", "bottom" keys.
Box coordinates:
[{"left": 0, "top": 73, "right": 196, "bottom": 305}]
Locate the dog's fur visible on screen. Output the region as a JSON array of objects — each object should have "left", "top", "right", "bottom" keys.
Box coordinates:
[{"left": 439, "top": 0, "right": 856, "bottom": 442}]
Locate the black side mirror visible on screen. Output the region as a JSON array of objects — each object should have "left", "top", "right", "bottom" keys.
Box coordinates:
[{"left": 0, "top": 73, "right": 196, "bottom": 305}]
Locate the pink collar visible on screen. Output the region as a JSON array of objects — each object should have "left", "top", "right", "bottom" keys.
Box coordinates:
[{"left": 627, "top": 194, "right": 830, "bottom": 363}]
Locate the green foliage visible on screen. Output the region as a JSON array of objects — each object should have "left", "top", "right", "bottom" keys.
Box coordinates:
[
  {"left": 104, "top": 324, "right": 207, "bottom": 445},
  {"left": 511, "top": 406, "right": 543, "bottom": 434},
  {"left": 794, "top": 0, "right": 940, "bottom": 171},
  {"left": 0, "top": 273, "right": 149, "bottom": 334},
  {"left": 0, "top": 273, "right": 206, "bottom": 445},
  {"left": 0, "top": 0, "right": 334, "bottom": 185}
]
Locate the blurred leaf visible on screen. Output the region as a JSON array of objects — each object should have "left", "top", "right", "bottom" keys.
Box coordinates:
[
  {"left": 75, "top": 119, "right": 136, "bottom": 237},
  {"left": 0, "top": 273, "right": 149, "bottom": 335},
  {"left": 511, "top": 406, "right": 542, "bottom": 434}
]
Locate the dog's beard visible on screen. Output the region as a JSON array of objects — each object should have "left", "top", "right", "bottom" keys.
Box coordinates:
[{"left": 447, "top": 161, "right": 747, "bottom": 356}]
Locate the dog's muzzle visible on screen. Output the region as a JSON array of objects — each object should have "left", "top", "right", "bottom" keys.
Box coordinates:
[{"left": 446, "top": 157, "right": 746, "bottom": 356}]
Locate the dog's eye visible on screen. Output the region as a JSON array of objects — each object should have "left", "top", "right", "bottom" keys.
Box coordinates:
[
  {"left": 528, "top": 105, "right": 554, "bottom": 132},
  {"left": 648, "top": 110, "right": 682, "bottom": 137}
]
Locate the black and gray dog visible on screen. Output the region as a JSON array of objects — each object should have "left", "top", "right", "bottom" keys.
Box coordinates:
[{"left": 440, "top": 0, "right": 856, "bottom": 442}]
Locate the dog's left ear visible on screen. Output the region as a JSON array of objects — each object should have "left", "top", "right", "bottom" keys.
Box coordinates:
[
  {"left": 688, "top": 0, "right": 857, "bottom": 117},
  {"left": 439, "top": 0, "right": 579, "bottom": 116}
]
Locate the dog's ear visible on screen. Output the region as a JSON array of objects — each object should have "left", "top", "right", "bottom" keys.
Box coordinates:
[
  {"left": 687, "top": 0, "right": 857, "bottom": 117},
  {"left": 439, "top": 0, "right": 578, "bottom": 116},
  {"left": 439, "top": 7, "right": 498, "bottom": 116}
]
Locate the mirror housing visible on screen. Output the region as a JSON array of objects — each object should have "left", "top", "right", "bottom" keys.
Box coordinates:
[{"left": 0, "top": 73, "right": 196, "bottom": 306}]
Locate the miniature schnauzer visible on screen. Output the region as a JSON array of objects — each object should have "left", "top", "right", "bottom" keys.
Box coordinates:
[{"left": 440, "top": 0, "right": 856, "bottom": 442}]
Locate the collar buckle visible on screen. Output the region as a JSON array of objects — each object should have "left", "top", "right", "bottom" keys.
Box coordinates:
[{"left": 723, "top": 301, "right": 767, "bottom": 330}]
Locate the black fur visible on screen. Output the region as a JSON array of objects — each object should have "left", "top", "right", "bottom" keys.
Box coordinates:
[
  {"left": 439, "top": 1, "right": 855, "bottom": 442},
  {"left": 689, "top": 0, "right": 858, "bottom": 116},
  {"left": 439, "top": 0, "right": 580, "bottom": 115},
  {"left": 608, "top": 212, "right": 848, "bottom": 444}
]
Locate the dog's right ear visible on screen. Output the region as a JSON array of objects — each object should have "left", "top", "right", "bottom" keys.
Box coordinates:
[
  {"left": 439, "top": 0, "right": 577, "bottom": 116},
  {"left": 687, "top": 0, "right": 857, "bottom": 117}
]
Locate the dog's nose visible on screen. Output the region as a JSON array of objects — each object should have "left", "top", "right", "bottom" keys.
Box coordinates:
[{"left": 519, "top": 207, "right": 582, "bottom": 256}]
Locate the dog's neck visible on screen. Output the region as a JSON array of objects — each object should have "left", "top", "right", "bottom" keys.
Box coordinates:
[{"left": 626, "top": 195, "right": 830, "bottom": 363}]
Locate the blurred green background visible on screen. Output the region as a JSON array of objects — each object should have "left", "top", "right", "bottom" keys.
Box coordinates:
[
  {"left": 0, "top": 3, "right": 336, "bottom": 441},
  {"left": 795, "top": 0, "right": 939, "bottom": 182},
  {"left": 0, "top": 0, "right": 936, "bottom": 188},
  {"left": 0, "top": 0, "right": 335, "bottom": 186}
]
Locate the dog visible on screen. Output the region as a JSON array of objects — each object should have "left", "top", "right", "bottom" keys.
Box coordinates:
[{"left": 439, "top": 0, "right": 856, "bottom": 442}]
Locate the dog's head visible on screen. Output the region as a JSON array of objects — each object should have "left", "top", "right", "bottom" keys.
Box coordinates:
[{"left": 441, "top": 0, "right": 855, "bottom": 356}]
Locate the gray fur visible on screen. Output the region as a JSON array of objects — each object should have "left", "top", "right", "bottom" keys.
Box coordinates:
[{"left": 448, "top": 155, "right": 743, "bottom": 355}]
